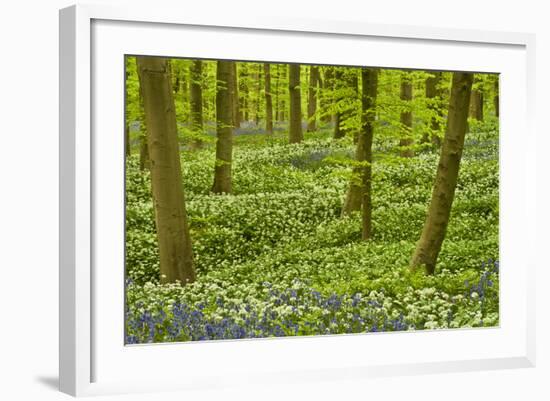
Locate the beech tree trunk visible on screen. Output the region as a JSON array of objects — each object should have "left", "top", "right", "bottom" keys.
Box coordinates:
[
  {"left": 139, "top": 133, "right": 149, "bottom": 170},
  {"left": 232, "top": 62, "right": 240, "bottom": 129},
  {"left": 255, "top": 63, "right": 262, "bottom": 125},
  {"left": 279, "top": 64, "right": 286, "bottom": 121},
  {"left": 321, "top": 66, "right": 334, "bottom": 124},
  {"left": 341, "top": 68, "right": 378, "bottom": 225},
  {"left": 274, "top": 64, "right": 280, "bottom": 123},
  {"left": 264, "top": 63, "right": 273, "bottom": 134},
  {"left": 135, "top": 66, "right": 150, "bottom": 171},
  {"left": 424, "top": 71, "right": 443, "bottom": 146},
  {"left": 239, "top": 64, "right": 249, "bottom": 122},
  {"left": 125, "top": 70, "right": 131, "bottom": 157},
  {"left": 189, "top": 60, "right": 204, "bottom": 149},
  {"left": 360, "top": 68, "right": 379, "bottom": 240},
  {"left": 333, "top": 68, "right": 345, "bottom": 139},
  {"left": 136, "top": 56, "right": 196, "bottom": 285},
  {"left": 399, "top": 73, "right": 414, "bottom": 157},
  {"left": 125, "top": 123, "right": 131, "bottom": 157},
  {"left": 288, "top": 64, "right": 303, "bottom": 144},
  {"left": 469, "top": 86, "right": 483, "bottom": 121},
  {"left": 212, "top": 60, "right": 234, "bottom": 194},
  {"left": 307, "top": 65, "right": 319, "bottom": 132},
  {"left": 494, "top": 77, "right": 499, "bottom": 118},
  {"left": 410, "top": 72, "right": 473, "bottom": 275}
]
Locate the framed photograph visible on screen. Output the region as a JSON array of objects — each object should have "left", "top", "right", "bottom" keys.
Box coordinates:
[{"left": 59, "top": 4, "right": 536, "bottom": 397}]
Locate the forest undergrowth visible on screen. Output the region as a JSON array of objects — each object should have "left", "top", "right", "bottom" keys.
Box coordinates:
[{"left": 125, "top": 120, "right": 499, "bottom": 343}]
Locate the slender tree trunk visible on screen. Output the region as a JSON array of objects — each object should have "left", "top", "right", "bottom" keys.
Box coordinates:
[
  {"left": 322, "top": 67, "right": 335, "bottom": 124},
  {"left": 424, "top": 71, "right": 443, "bottom": 146},
  {"left": 232, "top": 62, "right": 240, "bottom": 129},
  {"left": 333, "top": 68, "right": 345, "bottom": 139},
  {"left": 178, "top": 64, "right": 189, "bottom": 108},
  {"left": 264, "top": 63, "right": 273, "bottom": 135},
  {"left": 172, "top": 63, "right": 180, "bottom": 94},
  {"left": 125, "top": 124, "right": 131, "bottom": 157},
  {"left": 124, "top": 70, "right": 131, "bottom": 157},
  {"left": 136, "top": 72, "right": 150, "bottom": 171},
  {"left": 255, "top": 63, "right": 262, "bottom": 125},
  {"left": 494, "top": 77, "right": 499, "bottom": 117},
  {"left": 279, "top": 64, "right": 287, "bottom": 122},
  {"left": 189, "top": 60, "right": 204, "bottom": 149},
  {"left": 239, "top": 64, "right": 249, "bottom": 122},
  {"left": 399, "top": 73, "right": 414, "bottom": 157},
  {"left": 139, "top": 133, "right": 149, "bottom": 170},
  {"left": 136, "top": 56, "right": 196, "bottom": 285},
  {"left": 350, "top": 72, "right": 360, "bottom": 143},
  {"left": 212, "top": 60, "right": 234, "bottom": 194},
  {"left": 410, "top": 72, "right": 473, "bottom": 275},
  {"left": 274, "top": 64, "right": 280, "bottom": 123},
  {"left": 307, "top": 65, "right": 319, "bottom": 132},
  {"left": 288, "top": 64, "right": 303, "bottom": 143},
  {"left": 139, "top": 95, "right": 149, "bottom": 170},
  {"left": 469, "top": 85, "right": 483, "bottom": 121},
  {"left": 341, "top": 68, "right": 378, "bottom": 222},
  {"left": 360, "top": 68, "right": 379, "bottom": 240}
]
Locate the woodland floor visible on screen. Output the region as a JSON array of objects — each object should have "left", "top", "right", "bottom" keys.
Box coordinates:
[{"left": 125, "top": 121, "right": 499, "bottom": 343}]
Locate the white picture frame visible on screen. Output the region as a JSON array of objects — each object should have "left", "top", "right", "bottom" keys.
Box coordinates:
[{"left": 59, "top": 3, "right": 536, "bottom": 397}]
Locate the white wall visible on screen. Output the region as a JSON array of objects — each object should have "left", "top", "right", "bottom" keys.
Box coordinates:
[{"left": 0, "top": 1, "right": 547, "bottom": 400}]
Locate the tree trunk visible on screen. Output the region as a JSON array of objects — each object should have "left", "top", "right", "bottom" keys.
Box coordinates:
[
  {"left": 307, "top": 65, "right": 319, "bottom": 132},
  {"left": 288, "top": 64, "right": 303, "bottom": 143},
  {"left": 425, "top": 71, "right": 443, "bottom": 147},
  {"left": 189, "top": 60, "right": 204, "bottom": 149},
  {"left": 264, "top": 63, "right": 273, "bottom": 135},
  {"left": 360, "top": 68, "right": 379, "bottom": 240},
  {"left": 136, "top": 71, "right": 150, "bottom": 171},
  {"left": 212, "top": 60, "right": 234, "bottom": 194},
  {"left": 125, "top": 123, "right": 131, "bottom": 157},
  {"left": 136, "top": 56, "right": 196, "bottom": 285},
  {"left": 178, "top": 63, "right": 188, "bottom": 107},
  {"left": 399, "top": 73, "right": 414, "bottom": 157},
  {"left": 139, "top": 133, "right": 149, "bottom": 171},
  {"left": 333, "top": 68, "right": 345, "bottom": 139},
  {"left": 274, "top": 64, "right": 280, "bottom": 123},
  {"left": 278, "top": 64, "right": 286, "bottom": 122},
  {"left": 232, "top": 62, "right": 240, "bottom": 129},
  {"left": 239, "top": 64, "right": 249, "bottom": 122},
  {"left": 124, "top": 70, "right": 131, "bottom": 157},
  {"left": 494, "top": 77, "right": 499, "bottom": 118},
  {"left": 254, "top": 63, "right": 262, "bottom": 125},
  {"left": 410, "top": 72, "right": 473, "bottom": 275},
  {"left": 469, "top": 86, "right": 483, "bottom": 121},
  {"left": 322, "top": 66, "right": 335, "bottom": 124},
  {"left": 341, "top": 68, "right": 378, "bottom": 223}
]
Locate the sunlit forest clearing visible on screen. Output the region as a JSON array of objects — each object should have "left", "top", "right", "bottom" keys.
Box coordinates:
[{"left": 124, "top": 56, "right": 499, "bottom": 343}]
